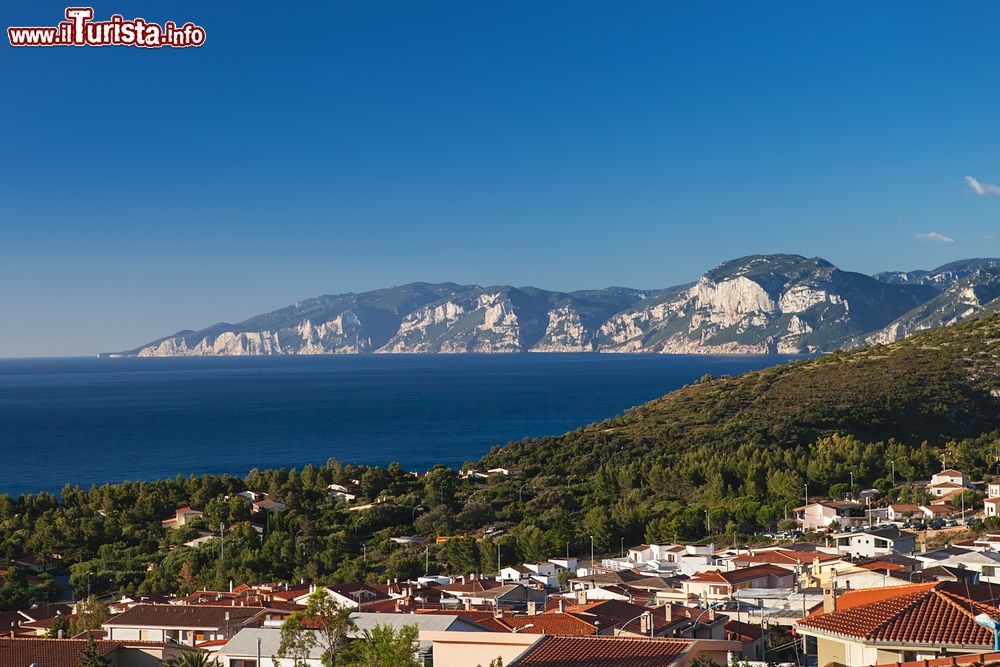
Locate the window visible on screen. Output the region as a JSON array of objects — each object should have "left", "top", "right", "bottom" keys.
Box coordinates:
[{"left": 230, "top": 660, "right": 257, "bottom": 667}]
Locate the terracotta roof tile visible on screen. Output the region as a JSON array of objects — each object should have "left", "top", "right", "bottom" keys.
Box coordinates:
[
  {"left": 0, "top": 637, "right": 167, "bottom": 667},
  {"left": 106, "top": 604, "right": 265, "bottom": 629},
  {"left": 512, "top": 635, "right": 691, "bottom": 666},
  {"left": 798, "top": 582, "right": 1000, "bottom": 646}
]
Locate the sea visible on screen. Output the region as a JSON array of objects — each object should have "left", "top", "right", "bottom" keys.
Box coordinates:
[{"left": 0, "top": 354, "right": 801, "bottom": 496}]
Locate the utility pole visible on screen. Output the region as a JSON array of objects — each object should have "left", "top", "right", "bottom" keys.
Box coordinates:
[
  {"left": 849, "top": 472, "right": 854, "bottom": 498},
  {"left": 705, "top": 509, "right": 711, "bottom": 535},
  {"left": 620, "top": 537, "right": 624, "bottom": 558},
  {"left": 891, "top": 460, "right": 896, "bottom": 487},
  {"left": 804, "top": 484, "right": 809, "bottom": 507},
  {"left": 590, "top": 535, "right": 595, "bottom": 571},
  {"left": 220, "top": 523, "right": 225, "bottom": 561},
  {"left": 425, "top": 546, "right": 430, "bottom": 575}
]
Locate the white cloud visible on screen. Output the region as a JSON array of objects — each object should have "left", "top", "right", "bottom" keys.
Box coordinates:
[
  {"left": 915, "top": 232, "right": 956, "bottom": 243},
  {"left": 965, "top": 176, "right": 1000, "bottom": 196}
]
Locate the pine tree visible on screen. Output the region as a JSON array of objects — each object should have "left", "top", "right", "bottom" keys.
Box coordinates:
[{"left": 79, "top": 636, "right": 111, "bottom": 667}]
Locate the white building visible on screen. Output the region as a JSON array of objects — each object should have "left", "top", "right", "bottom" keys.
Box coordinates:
[{"left": 828, "top": 527, "right": 917, "bottom": 558}]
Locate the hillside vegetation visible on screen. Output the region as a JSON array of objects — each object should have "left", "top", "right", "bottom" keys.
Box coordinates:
[{"left": 3, "top": 316, "right": 1000, "bottom": 607}]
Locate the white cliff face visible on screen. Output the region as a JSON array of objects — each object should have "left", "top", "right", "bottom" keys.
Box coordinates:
[
  {"left": 378, "top": 292, "right": 524, "bottom": 353},
  {"left": 693, "top": 276, "right": 778, "bottom": 326},
  {"left": 531, "top": 307, "right": 592, "bottom": 352},
  {"left": 134, "top": 311, "right": 373, "bottom": 356},
  {"left": 118, "top": 255, "right": 954, "bottom": 357}
]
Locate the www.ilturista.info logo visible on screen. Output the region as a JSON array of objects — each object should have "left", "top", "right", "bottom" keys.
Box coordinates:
[{"left": 8, "top": 7, "right": 205, "bottom": 48}]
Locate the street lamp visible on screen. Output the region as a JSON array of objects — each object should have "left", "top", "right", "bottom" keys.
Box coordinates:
[
  {"left": 518, "top": 484, "right": 532, "bottom": 503},
  {"left": 616, "top": 611, "right": 654, "bottom": 637},
  {"left": 513, "top": 624, "right": 536, "bottom": 633},
  {"left": 412, "top": 506, "right": 424, "bottom": 521}
]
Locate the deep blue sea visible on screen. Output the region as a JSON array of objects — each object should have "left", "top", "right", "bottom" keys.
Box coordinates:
[{"left": 0, "top": 354, "right": 800, "bottom": 496}]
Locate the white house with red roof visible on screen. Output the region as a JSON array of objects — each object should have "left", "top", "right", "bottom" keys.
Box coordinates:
[
  {"left": 683, "top": 565, "right": 796, "bottom": 604},
  {"left": 161, "top": 507, "right": 204, "bottom": 529},
  {"left": 794, "top": 501, "right": 866, "bottom": 531},
  {"left": 796, "top": 581, "right": 1000, "bottom": 667}
]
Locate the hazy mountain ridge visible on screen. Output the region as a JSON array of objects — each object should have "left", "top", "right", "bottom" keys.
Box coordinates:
[{"left": 110, "top": 255, "right": 1000, "bottom": 357}]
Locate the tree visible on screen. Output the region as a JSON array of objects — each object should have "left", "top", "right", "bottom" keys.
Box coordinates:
[
  {"left": 277, "top": 589, "right": 357, "bottom": 667},
  {"left": 164, "top": 653, "right": 221, "bottom": 667},
  {"left": 48, "top": 614, "right": 70, "bottom": 638},
  {"left": 79, "top": 636, "right": 111, "bottom": 667},
  {"left": 344, "top": 624, "right": 420, "bottom": 667},
  {"left": 70, "top": 596, "right": 111, "bottom": 637}
]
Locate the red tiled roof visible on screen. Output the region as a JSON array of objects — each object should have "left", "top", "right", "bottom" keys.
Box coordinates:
[
  {"left": 726, "top": 619, "right": 763, "bottom": 642},
  {"left": 798, "top": 582, "right": 1000, "bottom": 646},
  {"left": 874, "top": 651, "right": 1000, "bottom": 667},
  {"left": 512, "top": 635, "right": 691, "bottom": 666},
  {"left": 731, "top": 549, "right": 841, "bottom": 566},
  {"left": 688, "top": 564, "right": 791, "bottom": 584},
  {"left": 0, "top": 637, "right": 167, "bottom": 667},
  {"left": 106, "top": 604, "right": 265, "bottom": 629},
  {"left": 497, "top": 613, "right": 598, "bottom": 636}
]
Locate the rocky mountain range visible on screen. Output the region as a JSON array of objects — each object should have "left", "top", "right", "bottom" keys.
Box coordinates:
[{"left": 109, "top": 255, "right": 1000, "bottom": 356}]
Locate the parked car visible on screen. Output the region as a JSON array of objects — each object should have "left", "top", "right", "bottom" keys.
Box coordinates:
[
  {"left": 930, "top": 519, "right": 945, "bottom": 530},
  {"left": 914, "top": 522, "right": 927, "bottom": 531}
]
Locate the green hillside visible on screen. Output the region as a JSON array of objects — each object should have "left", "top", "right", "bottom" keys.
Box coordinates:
[{"left": 478, "top": 314, "right": 1000, "bottom": 543}]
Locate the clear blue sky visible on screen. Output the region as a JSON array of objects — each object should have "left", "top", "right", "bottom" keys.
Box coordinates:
[{"left": 3, "top": 1, "right": 1000, "bottom": 356}]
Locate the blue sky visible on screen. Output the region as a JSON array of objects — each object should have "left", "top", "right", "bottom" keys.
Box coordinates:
[{"left": 3, "top": 1, "right": 1000, "bottom": 356}]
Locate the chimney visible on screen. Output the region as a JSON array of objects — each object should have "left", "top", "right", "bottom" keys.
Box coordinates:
[
  {"left": 225, "top": 611, "right": 230, "bottom": 621},
  {"left": 464, "top": 598, "right": 472, "bottom": 611},
  {"left": 527, "top": 601, "right": 537, "bottom": 615},
  {"left": 494, "top": 608, "right": 503, "bottom": 619},
  {"left": 576, "top": 590, "right": 587, "bottom": 605},
  {"left": 823, "top": 584, "right": 839, "bottom": 614},
  {"left": 640, "top": 611, "right": 652, "bottom": 636},
  {"left": 558, "top": 599, "right": 565, "bottom": 613}
]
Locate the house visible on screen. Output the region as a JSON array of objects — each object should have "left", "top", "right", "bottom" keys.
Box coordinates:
[
  {"left": 423, "top": 631, "right": 741, "bottom": 667},
  {"left": 103, "top": 604, "right": 266, "bottom": 646},
  {"left": 985, "top": 497, "right": 1000, "bottom": 517},
  {"left": 924, "top": 549, "right": 1000, "bottom": 584},
  {"left": 927, "top": 482, "right": 966, "bottom": 498},
  {"left": 547, "top": 557, "right": 578, "bottom": 572},
  {"left": 0, "top": 637, "right": 190, "bottom": 667},
  {"left": 161, "top": 507, "right": 204, "bottom": 529},
  {"left": 887, "top": 504, "right": 921, "bottom": 523},
  {"left": 236, "top": 490, "right": 268, "bottom": 503},
  {"left": 251, "top": 499, "right": 286, "bottom": 514},
  {"left": 919, "top": 504, "right": 955, "bottom": 520},
  {"left": 294, "top": 583, "right": 391, "bottom": 609},
  {"left": 796, "top": 581, "right": 1000, "bottom": 667},
  {"left": 794, "top": 501, "right": 866, "bottom": 531},
  {"left": 683, "top": 564, "right": 796, "bottom": 604},
  {"left": 12, "top": 555, "right": 59, "bottom": 573},
  {"left": 220, "top": 614, "right": 490, "bottom": 667},
  {"left": 219, "top": 628, "right": 325, "bottom": 667},
  {"left": 931, "top": 469, "right": 968, "bottom": 487},
  {"left": 724, "top": 547, "right": 844, "bottom": 572},
  {"left": 828, "top": 527, "right": 916, "bottom": 558},
  {"left": 327, "top": 483, "right": 358, "bottom": 503},
  {"left": 486, "top": 466, "right": 523, "bottom": 477},
  {"left": 988, "top": 481, "right": 1000, "bottom": 499},
  {"left": 469, "top": 583, "right": 546, "bottom": 610}
]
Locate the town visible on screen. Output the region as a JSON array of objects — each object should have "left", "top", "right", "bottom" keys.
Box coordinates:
[{"left": 6, "top": 464, "right": 1000, "bottom": 667}]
